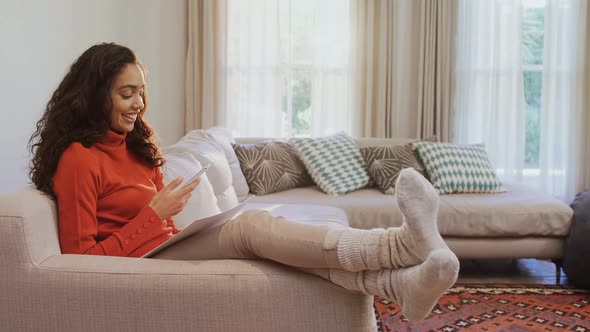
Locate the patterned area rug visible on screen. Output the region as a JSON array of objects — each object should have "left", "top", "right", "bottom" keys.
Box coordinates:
[{"left": 374, "top": 285, "right": 590, "bottom": 332}]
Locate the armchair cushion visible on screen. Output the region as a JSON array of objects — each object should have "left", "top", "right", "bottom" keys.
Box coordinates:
[
  {"left": 163, "top": 130, "right": 239, "bottom": 211},
  {"left": 161, "top": 152, "right": 221, "bottom": 229}
]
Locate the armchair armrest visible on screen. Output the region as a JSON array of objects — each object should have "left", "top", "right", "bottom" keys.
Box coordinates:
[{"left": 39, "top": 254, "right": 301, "bottom": 276}]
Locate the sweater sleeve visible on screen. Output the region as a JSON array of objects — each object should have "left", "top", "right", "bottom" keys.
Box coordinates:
[
  {"left": 154, "top": 166, "right": 181, "bottom": 234},
  {"left": 53, "top": 144, "right": 171, "bottom": 256}
]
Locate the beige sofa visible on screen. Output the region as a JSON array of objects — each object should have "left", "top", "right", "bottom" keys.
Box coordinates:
[
  {"left": 0, "top": 188, "right": 376, "bottom": 331},
  {"left": 237, "top": 137, "right": 574, "bottom": 262},
  {"left": 0, "top": 133, "right": 573, "bottom": 331}
]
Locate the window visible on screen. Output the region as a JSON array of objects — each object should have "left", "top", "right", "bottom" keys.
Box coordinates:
[
  {"left": 225, "top": 0, "right": 352, "bottom": 138},
  {"left": 279, "top": 0, "right": 314, "bottom": 137},
  {"left": 522, "top": 0, "right": 545, "bottom": 169},
  {"left": 279, "top": 0, "right": 351, "bottom": 137}
]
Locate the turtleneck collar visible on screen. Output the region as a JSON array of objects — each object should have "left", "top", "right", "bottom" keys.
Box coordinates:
[{"left": 101, "top": 130, "right": 127, "bottom": 148}]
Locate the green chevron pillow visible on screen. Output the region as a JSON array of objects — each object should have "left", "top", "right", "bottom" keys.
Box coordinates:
[
  {"left": 413, "top": 142, "right": 506, "bottom": 194},
  {"left": 290, "top": 132, "right": 370, "bottom": 196}
]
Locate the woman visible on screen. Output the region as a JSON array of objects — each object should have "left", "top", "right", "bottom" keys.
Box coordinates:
[{"left": 29, "top": 42, "right": 459, "bottom": 321}]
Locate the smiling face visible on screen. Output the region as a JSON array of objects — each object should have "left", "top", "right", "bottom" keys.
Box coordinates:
[{"left": 108, "top": 63, "right": 146, "bottom": 133}]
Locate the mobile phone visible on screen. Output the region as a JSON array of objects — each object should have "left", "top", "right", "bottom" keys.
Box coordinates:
[{"left": 181, "top": 161, "right": 213, "bottom": 189}]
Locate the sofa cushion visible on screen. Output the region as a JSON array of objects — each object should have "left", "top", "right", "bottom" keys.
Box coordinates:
[
  {"left": 243, "top": 203, "right": 349, "bottom": 227},
  {"left": 290, "top": 132, "right": 370, "bottom": 196},
  {"left": 233, "top": 141, "right": 313, "bottom": 195},
  {"left": 413, "top": 142, "right": 506, "bottom": 194},
  {"left": 249, "top": 183, "right": 572, "bottom": 238},
  {"left": 205, "top": 127, "right": 250, "bottom": 202},
  {"left": 162, "top": 130, "right": 239, "bottom": 211},
  {"left": 161, "top": 152, "right": 221, "bottom": 229}
]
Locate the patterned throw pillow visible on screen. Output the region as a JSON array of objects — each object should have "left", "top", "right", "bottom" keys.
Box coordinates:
[
  {"left": 413, "top": 142, "right": 506, "bottom": 194},
  {"left": 361, "top": 136, "right": 438, "bottom": 195},
  {"left": 233, "top": 141, "right": 313, "bottom": 195},
  {"left": 361, "top": 145, "right": 424, "bottom": 195},
  {"left": 413, "top": 135, "right": 439, "bottom": 180},
  {"left": 290, "top": 132, "right": 370, "bottom": 196}
]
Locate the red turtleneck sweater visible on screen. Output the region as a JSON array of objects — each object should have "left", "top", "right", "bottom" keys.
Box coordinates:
[{"left": 53, "top": 130, "right": 180, "bottom": 258}]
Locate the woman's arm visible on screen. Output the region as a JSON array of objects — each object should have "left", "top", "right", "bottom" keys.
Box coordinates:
[{"left": 53, "top": 144, "right": 170, "bottom": 256}]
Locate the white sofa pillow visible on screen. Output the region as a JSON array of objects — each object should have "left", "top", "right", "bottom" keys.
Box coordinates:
[
  {"left": 206, "top": 126, "right": 250, "bottom": 201},
  {"left": 162, "top": 152, "right": 221, "bottom": 229},
  {"left": 163, "top": 130, "right": 239, "bottom": 211}
]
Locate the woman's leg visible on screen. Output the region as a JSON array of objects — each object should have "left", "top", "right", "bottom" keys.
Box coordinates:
[
  {"left": 153, "top": 168, "right": 459, "bottom": 321},
  {"left": 154, "top": 215, "right": 458, "bottom": 322},
  {"left": 155, "top": 168, "right": 449, "bottom": 272},
  {"left": 153, "top": 209, "right": 345, "bottom": 269}
]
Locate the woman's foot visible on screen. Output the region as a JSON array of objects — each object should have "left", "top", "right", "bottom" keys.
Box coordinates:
[
  {"left": 330, "top": 249, "right": 460, "bottom": 321},
  {"left": 393, "top": 168, "right": 449, "bottom": 262},
  {"left": 335, "top": 168, "right": 449, "bottom": 271}
]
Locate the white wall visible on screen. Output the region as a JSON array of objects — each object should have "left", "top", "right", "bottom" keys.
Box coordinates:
[{"left": 0, "top": 0, "right": 187, "bottom": 194}]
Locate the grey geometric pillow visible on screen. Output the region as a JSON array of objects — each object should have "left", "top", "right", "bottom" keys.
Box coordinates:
[
  {"left": 233, "top": 141, "right": 313, "bottom": 195},
  {"left": 361, "top": 145, "right": 425, "bottom": 195},
  {"left": 361, "top": 136, "right": 438, "bottom": 195}
]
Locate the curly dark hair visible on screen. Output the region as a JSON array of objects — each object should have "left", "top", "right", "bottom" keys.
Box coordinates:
[{"left": 29, "top": 42, "right": 164, "bottom": 199}]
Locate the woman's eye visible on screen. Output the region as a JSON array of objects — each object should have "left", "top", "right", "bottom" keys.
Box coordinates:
[{"left": 122, "top": 95, "right": 132, "bottom": 99}]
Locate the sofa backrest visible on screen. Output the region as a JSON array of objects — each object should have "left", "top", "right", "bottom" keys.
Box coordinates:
[
  {"left": 0, "top": 186, "right": 61, "bottom": 266},
  {"left": 234, "top": 137, "right": 415, "bottom": 147}
]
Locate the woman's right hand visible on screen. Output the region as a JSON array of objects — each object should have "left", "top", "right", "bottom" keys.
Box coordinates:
[{"left": 149, "top": 176, "right": 201, "bottom": 220}]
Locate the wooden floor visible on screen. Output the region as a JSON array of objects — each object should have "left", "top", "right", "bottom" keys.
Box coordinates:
[{"left": 457, "top": 258, "right": 570, "bottom": 285}]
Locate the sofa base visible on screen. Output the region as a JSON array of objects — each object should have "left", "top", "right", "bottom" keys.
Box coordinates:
[{"left": 446, "top": 237, "right": 565, "bottom": 259}]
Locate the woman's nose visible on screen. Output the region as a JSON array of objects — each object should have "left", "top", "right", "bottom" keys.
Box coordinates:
[{"left": 134, "top": 95, "right": 145, "bottom": 110}]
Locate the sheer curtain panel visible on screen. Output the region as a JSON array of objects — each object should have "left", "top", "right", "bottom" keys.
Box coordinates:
[
  {"left": 453, "top": 0, "right": 590, "bottom": 201},
  {"left": 539, "top": 0, "right": 589, "bottom": 200},
  {"left": 453, "top": 0, "right": 527, "bottom": 184}
]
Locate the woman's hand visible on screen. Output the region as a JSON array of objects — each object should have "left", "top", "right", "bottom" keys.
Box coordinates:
[{"left": 149, "top": 176, "right": 201, "bottom": 220}]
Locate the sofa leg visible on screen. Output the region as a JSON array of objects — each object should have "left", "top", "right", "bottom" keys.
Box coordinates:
[{"left": 551, "top": 259, "right": 563, "bottom": 284}]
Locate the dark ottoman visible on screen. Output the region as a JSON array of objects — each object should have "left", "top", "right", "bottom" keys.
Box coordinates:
[{"left": 564, "top": 189, "right": 590, "bottom": 289}]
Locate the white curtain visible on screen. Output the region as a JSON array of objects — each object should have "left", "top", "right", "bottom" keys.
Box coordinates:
[
  {"left": 223, "top": 0, "right": 282, "bottom": 137},
  {"left": 453, "top": 0, "right": 527, "bottom": 182},
  {"left": 309, "top": 0, "right": 356, "bottom": 136},
  {"left": 221, "top": 0, "right": 356, "bottom": 138},
  {"left": 454, "top": 0, "right": 590, "bottom": 201},
  {"left": 539, "top": 0, "right": 589, "bottom": 200},
  {"left": 186, "top": 0, "right": 355, "bottom": 137}
]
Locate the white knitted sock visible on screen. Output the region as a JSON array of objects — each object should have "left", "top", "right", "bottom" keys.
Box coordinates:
[
  {"left": 336, "top": 168, "right": 448, "bottom": 271},
  {"left": 331, "top": 249, "right": 460, "bottom": 322},
  {"left": 394, "top": 168, "right": 449, "bottom": 263},
  {"left": 337, "top": 227, "right": 421, "bottom": 271}
]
